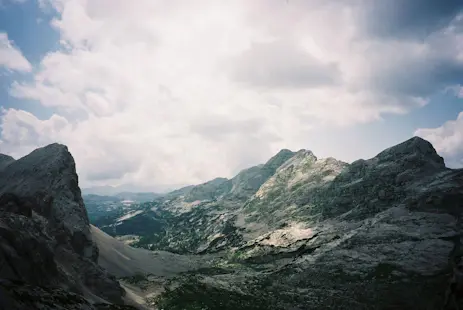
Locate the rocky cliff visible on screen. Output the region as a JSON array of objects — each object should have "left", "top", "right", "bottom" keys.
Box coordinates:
[
  {"left": 0, "top": 144, "right": 136, "bottom": 309},
  {"left": 0, "top": 154, "right": 14, "bottom": 171}
]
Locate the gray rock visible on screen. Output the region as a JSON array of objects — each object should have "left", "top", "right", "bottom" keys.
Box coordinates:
[
  {"left": 0, "top": 154, "right": 14, "bottom": 171},
  {"left": 0, "top": 279, "right": 138, "bottom": 310},
  {"left": 112, "top": 136, "right": 463, "bottom": 309},
  {"left": 0, "top": 144, "right": 132, "bottom": 308}
]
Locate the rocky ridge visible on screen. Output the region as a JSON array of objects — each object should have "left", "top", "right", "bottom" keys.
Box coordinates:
[
  {"left": 0, "top": 144, "right": 136, "bottom": 309},
  {"left": 91, "top": 137, "right": 463, "bottom": 309}
]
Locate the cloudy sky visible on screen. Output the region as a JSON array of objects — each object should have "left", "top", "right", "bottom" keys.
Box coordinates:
[{"left": 0, "top": 0, "right": 462, "bottom": 191}]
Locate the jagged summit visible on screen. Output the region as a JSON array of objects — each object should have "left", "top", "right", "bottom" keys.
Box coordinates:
[
  {"left": 294, "top": 148, "right": 317, "bottom": 160},
  {"left": 225, "top": 149, "right": 297, "bottom": 201},
  {"left": 0, "top": 143, "right": 129, "bottom": 308},
  {"left": 0, "top": 143, "right": 89, "bottom": 233},
  {"left": 295, "top": 148, "right": 315, "bottom": 157},
  {"left": 275, "top": 149, "right": 318, "bottom": 173}
]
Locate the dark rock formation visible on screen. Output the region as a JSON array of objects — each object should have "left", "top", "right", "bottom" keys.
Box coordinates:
[
  {"left": 0, "top": 154, "right": 14, "bottom": 171},
  {"left": 0, "top": 144, "right": 133, "bottom": 309},
  {"left": 0, "top": 279, "right": 138, "bottom": 310}
]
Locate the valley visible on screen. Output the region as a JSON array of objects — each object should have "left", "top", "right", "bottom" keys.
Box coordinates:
[
  {"left": 2, "top": 1, "right": 462, "bottom": 309},
  {"left": 0, "top": 137, "right": 461, "bottom": 309}
]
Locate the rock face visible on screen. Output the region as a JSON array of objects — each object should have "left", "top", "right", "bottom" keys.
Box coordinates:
[
  {"left": 225, "top": 149, "right": 296, "bottom": 201},
  {"left": 95, "top": 149, "right": 299, "bottom": 253},
  {"left": 0, "top": 154, "right": 14, "bottom": 171},
  {"left": 0, "top": 144, "right": 134, "bottom": 309},
  {"left": 91, "top": 136, "right": 463, "bottom": 309}
]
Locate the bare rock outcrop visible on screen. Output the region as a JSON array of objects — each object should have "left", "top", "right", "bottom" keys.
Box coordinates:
[{"left": 0, "top": 144, "right": 133, "bottom": 309}]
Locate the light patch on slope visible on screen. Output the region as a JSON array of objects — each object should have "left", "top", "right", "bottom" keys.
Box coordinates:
[
  {"left": 116, "top": 210, "right": 143, "bottom": 222},
  {"left": 164, "top": 199, "right": 208, "bottom": 214},
  {"left": 191, "top": 200, "right": 202, "bottom": 206},
  {"left": 116, "top": 235, "right": 141, "bottom": 245},
  {"left": 255, "top": 156, "right": 345, "bottom": 199},
  {"left": 256, "top": 222, "right": 314, "bottom": 247}
]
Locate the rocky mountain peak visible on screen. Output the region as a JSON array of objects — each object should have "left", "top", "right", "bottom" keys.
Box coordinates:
[
  {"left": 295, "top": 148, "right": 314, "bottom": 156},
  {"left": 0, "top": 154, "right": 15, "bottom": 171},
  {"left": 0, "top": 143, "right": 89, "bottom": 234},
  {"left": 376, "top": 136, "right": 445, "bottom": 168},
  {"left": 0, "top": 143, "right": 129, "bottom": 307},
  {"left": 81, "top": 136, "right": 463, "bottom": 310},
  {"left": 265, "top": 149, "right": 296, "bottom": 168},
  {"left": 278, "top": 149, "right": 317, "bottom": 170}
]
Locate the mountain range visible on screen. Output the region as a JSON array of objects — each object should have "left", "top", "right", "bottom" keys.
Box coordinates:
[
  {"left": 82, "top": 185, "right": 183, "bottom": 197},
  {"left": 1, "top": 136, "right": 462, "bottom": 309}
]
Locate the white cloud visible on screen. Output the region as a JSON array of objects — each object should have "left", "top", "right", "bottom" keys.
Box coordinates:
[
  {"left": 415, "top": 112, "right": 463, "bottom": 168},
  {"left": 0, "top": 108, "right": 67, "bottom": 155},
  {"left": 229, "top": 39, "right": 341, "bottom": 89},
  {"left": 447, "top": 85, "right": 463, "bottom": 98},
  {"left": 0, "top": 32, "right": 32, "bottom": 72},
  {"left": 1, "top": 0, "right": 463, "bottom": 188}
]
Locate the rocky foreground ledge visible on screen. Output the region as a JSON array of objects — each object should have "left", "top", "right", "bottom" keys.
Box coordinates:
[{"left": 0, "top": 144, "right": 137, "bottom": 309}]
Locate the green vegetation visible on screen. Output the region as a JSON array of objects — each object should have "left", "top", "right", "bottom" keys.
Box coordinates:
[{"left": 153, "top": 277, "right": 281, "bottom": 310}]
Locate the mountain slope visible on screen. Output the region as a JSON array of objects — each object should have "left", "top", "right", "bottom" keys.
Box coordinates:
[
  {"left": 88, "top": 136, "right": 463, "bottom": 309},
  {"left": 152, "top": 138, "right": 463, "bottom": 310},
  {"left": 225, "top": 149, "right": 296, "bottom": 201},
  {"left": 241, "top": 150, "right": 347, "bottom": 232},
  {"left": 92, "top": 137, "right": 462, "bottom": 256},
  {"left": 0, "top": 144, "right": 135, "bottom": 309},
  {"left": 165, "top": 148, "right": 297, "bottom": 207},
  {"left": 91, "top": 225, "right": 209, "bottom": 278},
  {"left": 240, "top": 136, "right": 455, "bottom": 233},
  {"left": 92, "top": 149, "right": 300, "bottom": 253},
  {"left": 0, "top": 154, "right": 14, "bottom": 171},
  {"left": 183, "top": 177, "right": 231, "bottom": 202}
]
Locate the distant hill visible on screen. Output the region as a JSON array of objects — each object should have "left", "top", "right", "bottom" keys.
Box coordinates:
[{"left": 82, "top": 185, "right": 153, "bottom": 196}]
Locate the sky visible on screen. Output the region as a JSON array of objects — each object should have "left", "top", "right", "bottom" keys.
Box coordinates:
[{"left": 0, "top": 0, "right": 462, "bottom": 192}]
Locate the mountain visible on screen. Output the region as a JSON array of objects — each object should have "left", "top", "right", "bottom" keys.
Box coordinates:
[
  {"left": 114, "top": 192, "right": 160, "bottom": 202},
  {"left": 2, "top": 137, "right": 462, "bottom": 309},
  {"left": 224, "top": 148, "right": 296, "bottom": 202},
  {"left": 0, "top": 144, "right": 137, "bottom": 309},
  {"left": 91, "top": 225, "right": 209, "bottom": 278},
  {"left": 82, "top": 191, "right": 165, "bottom": 227},
  {"left": 90, "top": 149, "right": 300, "bottom": 252},
  {"left": 0, "top": 154, "right": 14, "bottom": 171},
  {"left": 165, "top": 149, "right": 297, "bottom": 205},
  {"left": 83, "top": 194, "right": 127, "bottom": 224},
  {"left": 89, "top": 136, "right": 463, "bottom": 309},
  {"left": 82, "top": 186, "right": 160, "bottom": 197}
]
